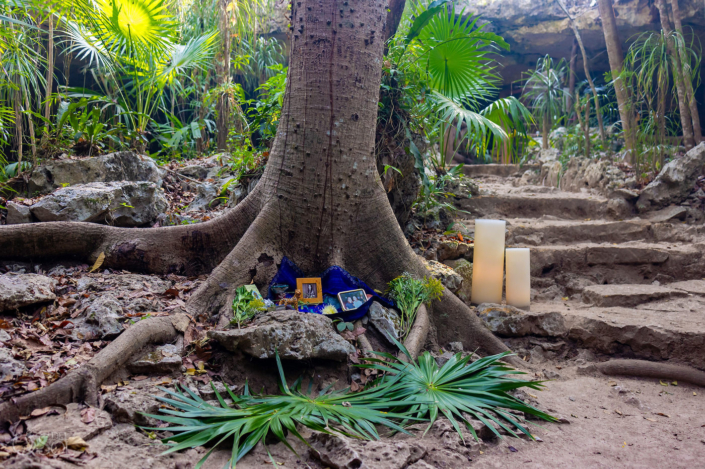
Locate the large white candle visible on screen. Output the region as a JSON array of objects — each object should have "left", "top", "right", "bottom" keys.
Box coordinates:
[
  {"left": 505, "top": 248, "right": 531, "bottom": 309},
  {"left": 471, "top": 219, "right": 506, "bottom": 304}
]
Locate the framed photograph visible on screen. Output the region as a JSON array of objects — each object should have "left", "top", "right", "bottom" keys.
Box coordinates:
[
  {"left": 243, "top": 284, "right": 263, "bottom": 300},
  {"left": 296, "top": 278, "right": 323, "bottom": 304},
  {"left": 337, "top": 289, "right": 367, "bottom": 311}
]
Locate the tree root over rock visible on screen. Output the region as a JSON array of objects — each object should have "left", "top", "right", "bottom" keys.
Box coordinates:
[
  {"left": 0, "top": 314, "right": 189, "bottom": 424},
  {"left": 597, "top": 359, "right": 705, "bottom": 387}
]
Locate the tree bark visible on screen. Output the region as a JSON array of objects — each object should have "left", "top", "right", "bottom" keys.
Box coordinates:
[
  {"left": 597, "top": 0, "right": 635, "bottom": 161},
  {"left": 567, "top": 39, "right": 578, "bottom": 117},
  {"left": 556, "top": 0, "right": 607, "bottom": 149},
  {"left": 668, "top": 0, "right": 702, "bottom": 144},
  {"left": 215, "top": 0, "right": 231, "bottom": 151},
  {"left": 655, "top": 0, "right": 695, "bottom": 150}
]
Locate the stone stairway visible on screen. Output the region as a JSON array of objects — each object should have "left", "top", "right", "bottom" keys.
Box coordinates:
[{"left": 451, "top": 170, "right": 705, "bottom": 369}]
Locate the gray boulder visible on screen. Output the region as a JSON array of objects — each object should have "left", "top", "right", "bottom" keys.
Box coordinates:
[
  {"left": 5, "top": 201, "right": 33, "bottom": 224},
  {"left": 208, "top": 311, "right": 355, "bottom": 361},
  {"left": 0, "top": 348, "right": 27, "bottom": 380},
  {"left": 185, "top": 182, "right": 219, "bottom": 212},
  {"left": 28, "top": 151, "right": 162, "bottom": 195},
  {"left": 0, "top": 274, "right": 56, "bottom": 312},
  {"left": 368, "top": 302, "right": 401, "bottom": 344},
  {"left": 422, "top": 259, "right": 462, "bottom": 293},
  {"left": 476, "top": 303, "right": 567, "bottom": 338},
  {"left": 73, "top": 293, "right": 124, "bottom": 339},
  {"left": 637, "top": 142, "right": 705, "bottom": 212},
  {"left": 128, "top": 344, "right": 182, "bottom": 374},
  {"left": 30, "top": 181, "right": 167, "bottom": 226}
]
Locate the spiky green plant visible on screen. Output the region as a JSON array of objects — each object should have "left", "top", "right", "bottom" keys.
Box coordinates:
[
  {"left": 361, "top": 341, "right": 557, "bottom": 442},
  {"left": 144, "top": 354, "right": 413, "bottom": 468},
  {"left": 522, "top": 55, "right": 568, "bottom": 150},
  {"left": 147, "top": 346, "right": 554, "bottom": 468}
]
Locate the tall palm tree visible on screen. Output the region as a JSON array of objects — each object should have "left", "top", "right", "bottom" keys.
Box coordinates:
[{"left": 522, "top": 55, "right": 567, "bottom": 150}]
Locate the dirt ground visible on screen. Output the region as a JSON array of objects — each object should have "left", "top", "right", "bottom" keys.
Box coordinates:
[{"left": 4, "top": 358, "right": 704, "bottom": 469}]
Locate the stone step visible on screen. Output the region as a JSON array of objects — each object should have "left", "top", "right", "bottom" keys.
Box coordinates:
[
  {"left": 454, "top": 192, "right": 611, "bottom": 221},
  {"left": 477, "top": 300, "right": 705, "bottom": 370},
  {"left": 581, "top": 284, "right": 689, "bottom": 307},
  {"left": 459, "top": 163, "right": 540, "bottom": 178},
  {"left": 529, "top": 242, "right": 704, "bottom": 283}
]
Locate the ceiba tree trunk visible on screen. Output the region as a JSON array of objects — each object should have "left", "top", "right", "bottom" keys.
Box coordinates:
[
  {"left": 215, "top": 0, "right": 231, "bottom": 151},
  {"left": 1, "top": 0, "right": 512, "bottom": 364},
  {"left": 655, "top": 0, "right": 695, "bottom": 150},
  {"left": 668, "top": 0, "right": 702, "bottom": 144},
  {"left": 597, "top": 0, "right": 635, "bottom": 161}
]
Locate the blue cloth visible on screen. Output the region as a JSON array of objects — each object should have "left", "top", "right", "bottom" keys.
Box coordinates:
[{"left": 267, "top": 257, "right": 395, "bottom": 321}]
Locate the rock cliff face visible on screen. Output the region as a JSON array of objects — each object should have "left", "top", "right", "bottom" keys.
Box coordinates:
[
  {"left": 460, "top": 0, "right": 705, "bottom": 84},
  {"left": 268, "top": 0, "right": 705, "bottom": 87}
]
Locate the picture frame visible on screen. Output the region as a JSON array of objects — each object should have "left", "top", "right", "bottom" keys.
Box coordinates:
[
  {"left": 337, "top": 289, "right": 367, "bottom": 312},
  {"left": 243, "top": 284, "right": 263, "bottom": 300},
  {"left": 296, "top": 278, "right": 323, "bottom": 304}
]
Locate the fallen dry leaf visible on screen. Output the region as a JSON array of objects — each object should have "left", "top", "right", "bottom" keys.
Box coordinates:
[
  {"left": 89, "top": 253, "right": 105, "bottom": 273},
  {"left": 654, "top": 412, "right": 670, "bottom": 418},
  {"left": 64, "top": 436, "right": 89, "bottom": 450},
  {"left": 30, "top": 407, "right": 52, "bottom": 418},
  {"left": 80, "top": 407, "right": 96, "bottom": 424}
]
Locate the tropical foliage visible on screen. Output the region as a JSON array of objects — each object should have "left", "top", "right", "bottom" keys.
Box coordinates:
[{"left": 146, "top": 346, "right": 555, "bottom": 468}]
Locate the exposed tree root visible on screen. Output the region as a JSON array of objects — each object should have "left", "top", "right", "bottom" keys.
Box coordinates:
[
  {"left": 0, "top": 314, "right": 189, "bottom": 424},
  {"left": 0, "top": 186, "right": 262, "bottom": 276},
  {"left": 597, "top": 359, "right": 705, "bottom": 387},
  {"left": 399, "top": 304, "right": 429, "bottom": 362}
]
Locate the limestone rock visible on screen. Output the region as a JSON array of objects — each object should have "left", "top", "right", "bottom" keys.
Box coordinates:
[
  {"left": 476, "top": 303, "right": 567, "bottom": 337},
  {"left": 103, "top": 390, "right": 164, "bottom": 427},
  {"left": 0, "top": 273, "right": 56, "bottom": 312},
  {"left": 310, "top": 432, "right": 425, "bottom": 469},
  {"left": 645, "top": 205, "right": 687, "bottom": 223},
  {"left": 185, "top": 182, "right": 219, "bottom": 212},
  {"left": 422, "top": 259, "right": 462, "bottom": 293},
  {"left": 208, "top": 311, "right": 355, "bottom": 361},
  {"left": 606, "top": 198, "right": 632, "bottom": 219},
  {"left": 637, "top": 142, "right": 705, "bottom": 212},
  {"left": 436, "top": 240, "right": 471, "bottom": 262},
  {"left": 538, "top": 148, "right": 559, "bottom": 163},
  {"left": 30, "top": 181, "right": 167, "bottom": 227},
  {"left": 128, "top": 344, "right": 182, "bottom": 374},
  {"left": 73, "top": 293, "right": 124, "bottom": 339},
  {"left": 670, "top": 280, "right": 705, "bottom": 295},
  {"left": 5, "top": 201, "right": 33, "bottom": 224},
  {"left": 25, "top": 403, "right": 112, "bottom": 447},
  {"left": 582, "top": 284, "right": 688, "bottom": 307},
  {"left": 177, "top": 164, "right": 209, "bottom": 180},
  {"left": 448, "top": 259, "right": 472, "bottom": 304},
  {"left": 28, "top": 151, "right": 162, "bottom": 195},
  {"left": 0, "top": 348, "right": 26, "bottom": 380},
  {"left": 368, "top": 302, "right": 401, "bottom": 345}
]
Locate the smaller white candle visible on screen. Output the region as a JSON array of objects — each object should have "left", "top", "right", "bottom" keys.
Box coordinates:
[{"left": 505, "top": 248, "right": 531, "bottom": 309}]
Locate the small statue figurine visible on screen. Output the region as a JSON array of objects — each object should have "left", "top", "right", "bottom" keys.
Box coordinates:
[{"left": 278, "top": 289, "right": 302, "bottom": 310}]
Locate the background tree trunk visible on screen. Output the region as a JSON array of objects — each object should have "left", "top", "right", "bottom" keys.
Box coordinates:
[
  {"left": 556, "top": 0, "right": 606, "bottom": 149},
  {"left": 668, "top": 0, "right": 702, "bottom": 144},
  {"left": 215, "top": 0, "right": 231, "bottom": 151},
  {"left": 655, "top": 0, "right": 695, "bottom": 150},
  {"left": 597, "top": 0, "right": 635, "bottom": 161},
  {"left": 542, "top": 112, "right": 550, "bottom": 149},
  {"left": 43, "top": 14, "right": 54, "bottom": 137},
  {"left": 567, "top": 39, "right": 578, "bottom": 118},
  {"left": 384, "top": 0, "right": 406, "bottom": 42}
]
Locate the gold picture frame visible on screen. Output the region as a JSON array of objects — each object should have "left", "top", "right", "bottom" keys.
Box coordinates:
[
  {"left": 296, "top": 278, "right": 323, "bottom": 304},
  {"left": 337, "top": 289, "right": 367, "bottom": 311}
]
